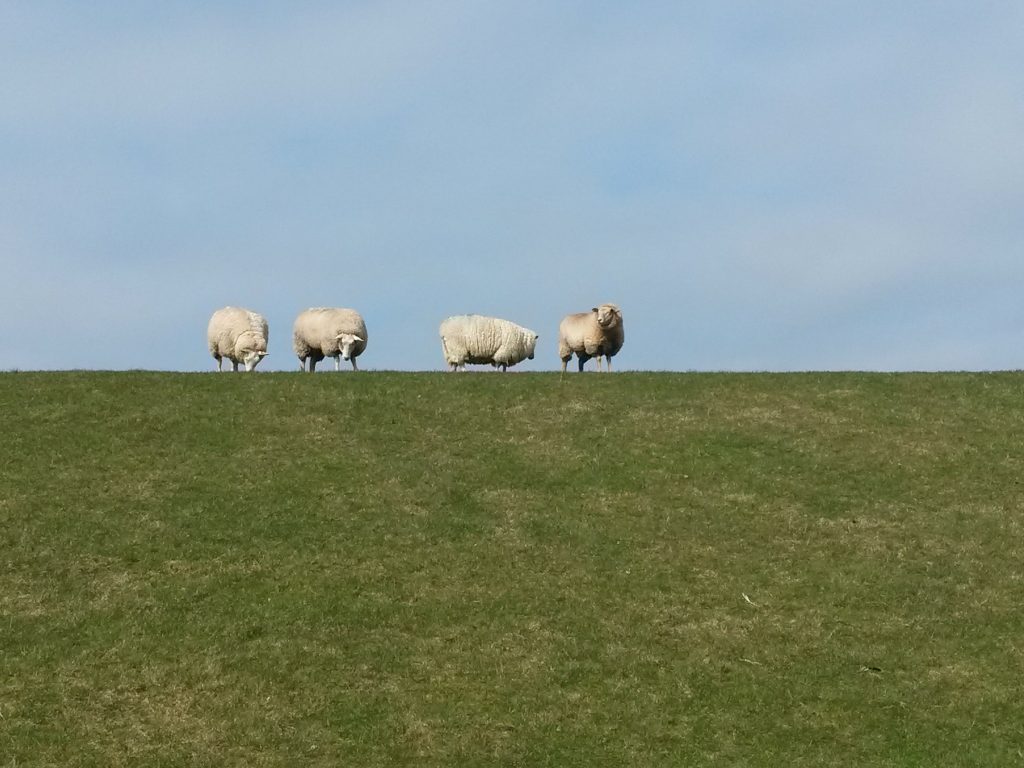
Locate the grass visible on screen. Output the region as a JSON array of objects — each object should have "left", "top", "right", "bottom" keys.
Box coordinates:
[{"left": 2, "top": 370, "right": 1023, "bottom": 766}]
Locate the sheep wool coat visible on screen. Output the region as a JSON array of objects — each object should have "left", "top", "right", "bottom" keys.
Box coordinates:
[
  {"left": 558, "top": 303, "right": 624, "bottom": 371},
  {"left": 292, "top": 307, "right": 368, "bottom": 369},
  {"left": 206, "top": 306, "right": 269, "bottom": 371},
  {"left": 440, "top": 314, "right": 538, "bottom": 371}
]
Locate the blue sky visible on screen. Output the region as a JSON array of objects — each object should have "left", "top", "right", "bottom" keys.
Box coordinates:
[{"left": 2, "top": 1, "right": 1022, "bottom": 371}]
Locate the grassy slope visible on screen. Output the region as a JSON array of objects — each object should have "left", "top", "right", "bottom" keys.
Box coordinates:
[{"left": 2, "top": 371, "right": 1023, "bottom": 766}]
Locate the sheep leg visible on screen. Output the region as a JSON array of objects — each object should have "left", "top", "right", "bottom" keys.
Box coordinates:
[
  {"left": 215, "top": 356, "right": 223, "bottom": 372},
  {"left": 605, "top": 355, "right": 613, "bottom": 372},
  {"left": 596, "top": 356, "right": 603, "bottom": 372},
  {"left": 577, "top": 354, "right": 589, "bottom": 372},
  {"left": 310, "top": 358, "right": 317, "bottom": 373},
  {"left": 350, "top": 357, "right": 359, "bottom": 371},
  {"left": 334, "top": 355, "right": 341, "bottom": 372}
]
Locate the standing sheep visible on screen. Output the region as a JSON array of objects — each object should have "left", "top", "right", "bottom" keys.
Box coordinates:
[
  {"left": 293, "top": 307, "right": 368, "bottom": 371},
  {"left": 207, "top": 306, "right": 269, "bottom": 372},
  {"left": 439, "top": 315, "right": 538, "bottom": 372},
  {"left": 558, "top": 303, "right": 624, "bottom": 372}
]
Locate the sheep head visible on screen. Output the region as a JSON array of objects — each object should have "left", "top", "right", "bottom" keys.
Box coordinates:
[
  {"left": 592, "top": 304, "right": 622, "bottom": 328},
  {"left": 236, "top": 331, "right": 268, "bottom": 371},
  {"left": 336, "top": 333, "right": 364, "bottom": 361},
  {"left": 527, "top": 333, "right": 539, "bottom": 360}
]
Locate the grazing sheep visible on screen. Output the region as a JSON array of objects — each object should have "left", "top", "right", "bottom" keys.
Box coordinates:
[
  {"left": 558, "top": 303, "right": 624, "bottom": 372},
  {"left": 293, "top": 307, "right": 368, "bottom": 371},
  {"left": 207, "top": 306, "right": 269, "bottom": 372},
  {"left": 439, "top": 314, "right": 538, "bottom": 372}
]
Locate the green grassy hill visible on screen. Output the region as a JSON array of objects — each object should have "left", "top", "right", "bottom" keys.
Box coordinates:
[{"left": 3, "top": 371, "right": 1023, "bottom": 766}]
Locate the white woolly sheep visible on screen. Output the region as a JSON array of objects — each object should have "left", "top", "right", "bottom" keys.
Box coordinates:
[
  {"left": 439, "top": 314, "right": 538, "bottom": 372},
  {"left": 293, "top": 307, "right": 368, "bottom": 371},
  {"left": 207, "top": 306, "right": 269, "bottom": 372},
  {"left": 558, "top": 303, "right": 624, "bottom": 372}
]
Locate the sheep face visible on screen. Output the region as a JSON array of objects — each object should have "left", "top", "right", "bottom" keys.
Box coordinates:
[
  {"left": 526, "top": 333, "right": 539, "bottom": 360},
  {"left": 336, "top": 333, "right": 364, "bottom": 361},
  {"left": 242, "top": 349, "right": 268, "bottom": 371},
  {"left": 237, "top": 332, "right": 268, "bottom": 371},
  {"left": 593, "top": 304, "right": 621, "bottom": 328}
]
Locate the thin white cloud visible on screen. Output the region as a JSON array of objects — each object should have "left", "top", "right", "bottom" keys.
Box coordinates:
[{"left": 1, "top": 2, "right": 480, "bottom": 127}]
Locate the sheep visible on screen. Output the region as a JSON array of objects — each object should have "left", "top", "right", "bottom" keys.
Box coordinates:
[
  {"left": 558, "top": 303, "right": 624, "bottom": 372},
  {"left": 292, "top": 307, "right": 368, "bottom": 371},
  {"left": 439, "top": 314, "right": 538, "bottom": 372},
  {"left": 207, "top": 306, "right": 269, "bottom": 372}
]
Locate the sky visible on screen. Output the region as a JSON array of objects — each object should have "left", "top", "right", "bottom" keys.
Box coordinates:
[{"left": 2, "top": 1, "right": 1022, "bottom": 372}]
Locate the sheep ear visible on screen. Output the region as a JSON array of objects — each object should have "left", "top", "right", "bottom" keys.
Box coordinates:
[
  {"left": 591, "top": 307, "right": 599, "bottom": 313},
  {"left": 353, "top": 336, "right": 363, "bottom": 343}
]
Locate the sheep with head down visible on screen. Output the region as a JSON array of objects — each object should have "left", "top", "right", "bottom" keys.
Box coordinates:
[
  {"left": 293, "top": 307, "right": 368, "bottom": 371},
  {"left": 206, "top": 306, "right": 269, "bottom": 372},
  {"left": 558, "top": 303, "right": 624, "bottom": 372},
  {"left": 440, "top": 314, "right": 538, "bottom": 372}
]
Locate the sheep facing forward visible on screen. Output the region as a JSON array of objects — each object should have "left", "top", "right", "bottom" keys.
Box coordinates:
[
  {"left": 440, "top": 314, "right": 538, "bottom": 372},
  {"left": 558, "top": 303, "right": 624, "bottom": 372},
  {"left": 293, "top": 307, "right": 368, "bottom": 371},
  {"left": 207, "top": 306, "right": 269, "bottom": 372}
]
